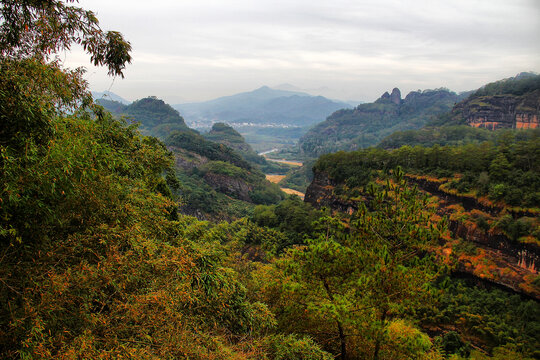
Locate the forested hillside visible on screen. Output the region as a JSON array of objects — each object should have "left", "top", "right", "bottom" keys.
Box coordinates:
[
  {"left": 307, "top": 133, "right": 540, "bottom": 295},
  {"left": 203, "top": 122, "right": 292, "bottom": 174},
  {"left": 0, "top": 2, "right": 316, "bottom": 358},
  {"left": 299, "top": 88, "right": 463, "bottom": 157},
  {"left": 164, "top": 130, "right": 285, "bottom": 219},
  {"left": 1, "top": 2, "right": 538, "bottom": 359},
  {"left": 98, "top": 101, "right": 288, "bottom": 219},
  {"left": 430, "top": 73, "right": 540, "bottom": 129},
  {"left": 301, "top": 135, "right": 540, "bottom": 357},
  {"left": 97, "top": 96, "right": 193, "bottom": 137},
  {"left": 377, "top": 74, "right": 540, "bottom": 150}
]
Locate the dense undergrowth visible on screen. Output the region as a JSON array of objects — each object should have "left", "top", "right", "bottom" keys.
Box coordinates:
[{"left": 1, "top": 2, "right": 538, "bottom": 359}]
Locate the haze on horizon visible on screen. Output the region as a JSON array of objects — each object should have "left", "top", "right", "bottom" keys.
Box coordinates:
[{"left": 65, "top": 0, "right": 540, "bottom": 104}]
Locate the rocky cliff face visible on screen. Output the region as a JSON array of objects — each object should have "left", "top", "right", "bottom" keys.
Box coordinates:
[
  {"left": 305, "top": 170, "right": 540, "bottom": 299},
  {"left": 203, "top": 172, "right": 253, "bottom": 202},
  {"left": 390, "top": 88, "right": 402, "bottom": 105},
  {"left": 169, "top": 146, "right": 209, "bottom": 171},
  {"left": 304, "top": 171, "right": 358, "bottom": 213},
  {"left": 451, "top": 88, "right": 540, "bottom": 130}
]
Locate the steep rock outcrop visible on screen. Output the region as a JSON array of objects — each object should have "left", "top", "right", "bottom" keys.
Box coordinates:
[
  {"left": 457, "top": 91, "right": 540, "bottom": 130},
  {"left": 305, "top": 170, "right": 540, "bottom": 299},
  {"left": 299, "top": 88, "right": 459, "bottom": 157},
  {"left": 403, "top": 175, "right": 539, "bottom": 271},
  {"left": 304, "top": 171, "right": 357, "bottom": 213},
  {"left": 444, "top": 73, "right": 540, "bottom": 129},
  {"left": 203, "top": 172, "right": 253, "bottom": 202},
  {"left": 390, "top": 87, "right": 402, "bottom": 105},
  {"left": 169, "top": 146, "right": 209, "bottom": 171}
]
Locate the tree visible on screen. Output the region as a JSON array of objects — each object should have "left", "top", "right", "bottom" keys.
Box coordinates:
[
  {"left": 0, "top": 0, "right": 131, "bottom": 77},
  {"left": 270, "top": 169, "right": 445, "bottom": 359},
  {"left": 1, "top": 3, "right": 325, "bottom": 357},
  {"left": 0, "top": 0, "right": 132, "bottom": 149},
  {"left": 1, "top": 0, "right": 132, "bottom": 242},
  {"left": 489, "top": 152, "right": 511, "bottom": 181}
]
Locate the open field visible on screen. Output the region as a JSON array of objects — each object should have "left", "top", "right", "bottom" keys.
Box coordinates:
[{"left": 266, "top": 174, "right": 305, "bottom": 199}]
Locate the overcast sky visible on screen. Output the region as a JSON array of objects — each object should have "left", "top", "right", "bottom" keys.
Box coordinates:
[{"left": 65, "top": 0, "right": 540, "bottom": 104}]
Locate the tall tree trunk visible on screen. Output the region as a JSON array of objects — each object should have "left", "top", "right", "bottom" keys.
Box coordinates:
[
  {"left": 337, "top": 320, "right": 347, "bottom": 360},
  {"left": 373, "top": 308, "right": 387, "bottom": 360},
  {"left": 322, "top": 278, "right": 347, "bottom": 360}
]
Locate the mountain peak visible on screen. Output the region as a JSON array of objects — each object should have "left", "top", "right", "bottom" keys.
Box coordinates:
[
  {"left": 174, "top": 86, "right": 349, "bottom": 127},
  {"left": 377, "top": 88, "right": 401, "bottom": 104},
  {"left": 514, "top": 71, "right": 537, "bottom": 80},
  {"left": 390, "top": 88, "right": 402, "bottom": 105},
  {"left": 92, "top": 90, "right": 130, "bottom": 105},
  {"left": 380, "top": 91, "right": 391, "bottom": 100},
  {"left": 254, "top": 85, "right": 272, "bottom": 92}
]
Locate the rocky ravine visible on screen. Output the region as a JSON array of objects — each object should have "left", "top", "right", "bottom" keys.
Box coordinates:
[{"left": 305, "top": 170, "right": 540, "bottom": 299}]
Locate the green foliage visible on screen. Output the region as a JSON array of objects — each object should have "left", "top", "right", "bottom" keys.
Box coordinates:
[
  {"left": 166, "top": 128, "right": 286, "bottom": 209},
  {"left": 473, "top": 73, "right": 540, "bottom": 97},
  {"left": 151, "top": 122, "right": 193, "bottom": 139},
  {"left": 0, "top": 2, "right": 289, "bottom": 357},
  {"left": 205, "top": 122, "right": 247, "bottom": 146},
  {"left": 300, "top": 88, "right": 459, "bottom": 157},
  {"left": 385, "top": 320, "right": 434, "bottom": 359},
  {"left": 250, "top": 182, "right": 286, "bottom": 205},
  {"left": 261, "top": 160, "right": 294, "bottom": 175},
  {"left": 0, "top": 109, "right": 175, "bottom": 240},
  {"left": 0, "top": 57, "right": 90, "bottom": 149},
  {"left": 278, "top": 160, "right": 316, "bottom": 192},
  {"left": 167, "top": 130, "right": 252, "bottom": 170},
  {"left": 421, "top": 277, "right": 540, "bottom": 358},
  {"left": 378, "top": 126, "right": 498, "bottom": 149},
  {"left": 427, "top": 74, "right": 540, "bottom": 128},
  {"left": 259, "top": 172, "right": 445, "bottom": 359},
  {"left": 125, "top": 96, "right": 188, "bottom": 131},
  {"left": 252, "top": 196, "right": 324, "bottom": 249},
  {"left": 95, "top": 97, "right": 127, "bottom": 113},
  {"left": 315, "top": 134, "right": 540, "bottom": 209},
  {"left": 494, "top": 215, "right": 537, "bottom": 242},
  {"left": 0, "top": 0, "right": 131, "bottom": 77},
  {"left": 203, "top": 123, "right": 293, "bottom": 174},
  {"left": 2, "top": 104, "right": 276, "bottom": 356},
  {"left": 2, "top": 2, "right": 537, "bottom": 358},
  {"left": 436, "top": 331, "right": 471, "bottom": 358},
  {"left": 200, "top": 160, "right": 252, "bottom": 179},
  {"left": 261, "top": 334, "right": 333, "bottom": 360}
]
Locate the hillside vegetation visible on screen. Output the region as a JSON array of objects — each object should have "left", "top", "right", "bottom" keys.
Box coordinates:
[
  {"left": 429, "top": 73, "right": 540, "bottom": 129},
  {"left": 97, "top": 96, "right": 192, "bottom": 137},
  {"left": 98, "top": 103, "right": 289, "bottom": 219},
  {"left": 309, "top": 133, "right": 540, "bottom": 295},
  {"left": 316, "top": 131, "right": 540, "bottom": 211},
  {"left": 299, "top": 88, "right": 463, "bottom": 157},
  {"left": 1, "top": 2, "right": 538, "bottom": 359},
  {"left": 204, "top": 122, "right": 292, "bottom": 174},
  {"left": 165, "top": 130, "right": 285, "bottom": 219}
]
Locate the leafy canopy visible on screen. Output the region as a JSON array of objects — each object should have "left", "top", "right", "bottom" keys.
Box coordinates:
[{"left": 0, "top": 0, "right": 131, "bottom": 77}]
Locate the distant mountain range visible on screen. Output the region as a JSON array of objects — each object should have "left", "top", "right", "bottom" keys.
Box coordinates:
[
  {"left": 173, "top": 86, "right": 352, "bottom": 128},
  {"left": 92, "top": 90, "right": 130, "bottom": 104},
  {"left": 272, "top": 83, "right": 361, "bottom": 107}
]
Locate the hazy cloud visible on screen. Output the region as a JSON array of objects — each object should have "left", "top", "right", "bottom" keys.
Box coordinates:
[{"left": 67, "top": 0, "right": 540, "bottom": 103}]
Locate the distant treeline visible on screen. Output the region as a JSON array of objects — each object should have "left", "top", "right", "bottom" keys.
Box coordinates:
[{"left": 316, "top": 130, "right": 540, "bottom": 208}]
